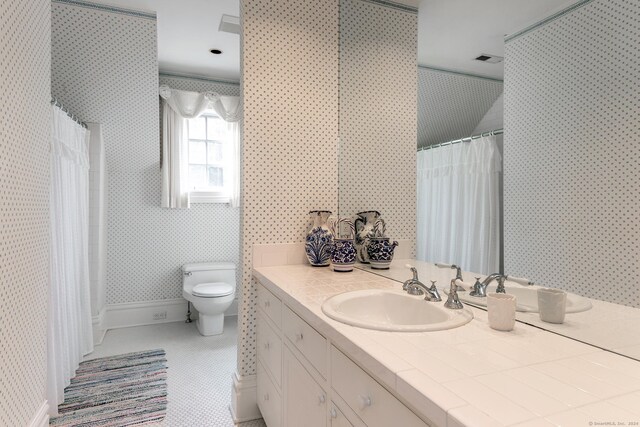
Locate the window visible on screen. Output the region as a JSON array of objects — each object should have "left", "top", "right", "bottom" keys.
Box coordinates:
[{"left": 186, "top": 111, "right": 233, "bottom": 203}]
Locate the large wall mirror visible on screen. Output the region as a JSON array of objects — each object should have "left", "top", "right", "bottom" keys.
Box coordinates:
[{"left": 338, "top": 0, "right": 640, "bottom": 361}]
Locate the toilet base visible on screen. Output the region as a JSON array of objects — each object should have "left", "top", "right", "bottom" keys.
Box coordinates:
[{"left": 197, "top": 313, "right": 225, "bottom": 336}]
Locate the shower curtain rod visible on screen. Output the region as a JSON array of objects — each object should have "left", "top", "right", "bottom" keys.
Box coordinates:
[
  {"left": 51, "top": 98, "right": 87, "bottom": 129},
  {"left": 418, "top": 128, "right": 503, "bottom": 151}
]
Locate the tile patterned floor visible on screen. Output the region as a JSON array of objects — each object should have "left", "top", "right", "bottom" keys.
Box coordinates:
[{"left": 87, "top": 317, "right": 266, "bottom": 427}]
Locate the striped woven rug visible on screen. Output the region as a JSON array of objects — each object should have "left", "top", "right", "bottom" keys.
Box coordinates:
[{"left": 50, "top": 349, "right": 168, "bottom": 426}]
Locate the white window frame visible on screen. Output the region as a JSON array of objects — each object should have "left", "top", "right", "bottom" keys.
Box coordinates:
[{"left": 186, "top": 112, "right": 232, "bottom": 204}]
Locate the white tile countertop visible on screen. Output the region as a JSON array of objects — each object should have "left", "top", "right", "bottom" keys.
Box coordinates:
[
  {"left": 358, "top": 259, "right": 640, "bottom": 360},
  {"left": 253, "top": 264, "right": 640, "bottom": 427}
]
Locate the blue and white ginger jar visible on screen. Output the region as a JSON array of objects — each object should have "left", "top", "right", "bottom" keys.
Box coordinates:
[
  {"left": 330, "top": 239, "right": 357, "bottom": 272},
  {"left": 367, "top": 237, "right": 398, "bottom": 270}
]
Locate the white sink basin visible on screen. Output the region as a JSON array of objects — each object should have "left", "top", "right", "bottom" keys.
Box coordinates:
[
  {"left": 444, "top": 284, "right": 592, "bottom": 313},
  {"left": 321, "top": 289, "right": 474, "bottom": 332}
]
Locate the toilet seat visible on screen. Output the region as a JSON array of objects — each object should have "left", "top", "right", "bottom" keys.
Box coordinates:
[{"left": 192, "top": 282, "right": 234, "bottom": 298}]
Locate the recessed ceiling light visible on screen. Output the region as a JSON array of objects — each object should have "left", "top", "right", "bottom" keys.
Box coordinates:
[{"left": 210, "top": 49, "right": 223, "bottom": 55}]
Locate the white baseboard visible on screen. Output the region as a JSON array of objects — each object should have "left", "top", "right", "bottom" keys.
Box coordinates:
[
  {"left": 29, "top": 400, "right": 49, "bottom": 427},
  {"left": 104, "top": 298, "right": 238, "bottom": 330},
  {"left": 92, "top": 307, "right": 107, "bottom": 345},
  {"left": 231, "top": 371, "right": 261, "bottom": 423},
  {"left": 105, "top": 298, "right": 191, "bottom": 329}
]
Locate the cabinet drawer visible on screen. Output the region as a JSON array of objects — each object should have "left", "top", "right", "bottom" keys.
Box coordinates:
[
  {"left": 330, "top": 402, "right": 354, "bottom": 427},
  {"left": 258, "top": 283, "right": 282, "bottom": 329},
  {"left": 282, "top": 306, "right": 327, "bottom": 378},
  {"left": 257, "top": 313, "right": 282, "bottom": 387},
  {"left": 331, "top": 346, "right": 427, "bottom": 427},
  {"left": 257, "top": 359, "right": 282, "bottom": 427}
]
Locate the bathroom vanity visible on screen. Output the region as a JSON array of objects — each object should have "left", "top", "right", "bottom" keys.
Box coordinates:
[{"left": 254, "top": 263, "right": 640, "bottom": 427}]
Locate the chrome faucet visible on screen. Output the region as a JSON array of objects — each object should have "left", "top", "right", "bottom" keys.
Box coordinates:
[
  {"left": 403, "top": 265, "right": 441, "bottom": 301},
  {"left": 435, "top": 262, "right": 466, "bottom": 291},
  {"left": 444, "top": 279, "right": 464, "bottom": 309},
  {"left": 469, "top": 274, "right": 534, "bottom": 298}
]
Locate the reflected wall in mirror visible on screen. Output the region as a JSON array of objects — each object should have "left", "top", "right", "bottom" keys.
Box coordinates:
[
  {"left": 337, "top": 0, "right": 418, "bottom": 257},
  {"left": 339, "top": 0, "right": 640, "bottom": 361}
]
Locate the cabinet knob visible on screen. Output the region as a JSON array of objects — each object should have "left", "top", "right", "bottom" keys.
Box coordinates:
[
  {"left": 359, "top": 395, "right": 372, "bottom": 409},
  {"left": 264, "top": 393, "right": 269, "bottom": 401},
  {"left": 318, "top": 394, "right": 326, "bottom": 404},
  {"left": 295, "top": 332, "right": 304, "bottom": 342},
  {"left": 330, "top": 408, "right": 337, "bottom": 418}
]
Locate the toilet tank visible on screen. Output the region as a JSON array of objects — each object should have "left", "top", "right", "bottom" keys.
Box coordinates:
[{"left": 182, "top": 262, "right": 237, "bottom": 292}]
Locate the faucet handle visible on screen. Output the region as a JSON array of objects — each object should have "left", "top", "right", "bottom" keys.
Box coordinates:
[
  {"left": 435, "top": 262, "right": 453, "bottom": 269},
  {"left": 429, "top": 281, "right": 442, "bottom": 302},
  {"left": 470, "top": 277, "right": 485, "bottom": 297},
  {"left": 453, "top": 278, "right": 473, "bottom": 291},
  {"left": 506, "top": 275, "right": 534, "bottom": 286},
  {"left": 435, "top": 262, "right": 464, "bottom": 286},
  {"left": 444, "top": 279, "right": 464, "bottom": 309}
]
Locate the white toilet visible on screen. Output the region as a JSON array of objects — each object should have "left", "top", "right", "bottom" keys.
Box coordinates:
[{"left": 182, "top": 262, "right": 236, "bottom": 336}]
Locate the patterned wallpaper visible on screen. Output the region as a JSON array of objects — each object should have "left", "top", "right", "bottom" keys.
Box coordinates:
[
  {"left": 0, "top": 0, "right": 50, "bottom": 424},
  {"left": 52, "top": 1, "right": 241, "bottom": 306},
  {"left": 473, "top": 93, "right": 504, "bottom": 135},
  {"left": 417, "top": 67, "right": 503, "bottom": 148},
  {"left": 338, "top": 0, "right": 418, "bottom": 253},
  {"left": 239, "top": 0, "right": 340, "bottom": 376},
  {"left": 238, "top": 0, "right": 418, "bottom": 378},
  {"left": 504, "top": 0, "right": 640, "bottom": 307}
]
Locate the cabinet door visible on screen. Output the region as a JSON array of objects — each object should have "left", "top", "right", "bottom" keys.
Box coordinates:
[
  {"left": 283, "top": 347, "right": 327, "bottom": 427},
  {"left": 257, "top": 360, "right": 282, "bottom": 427},
  {"left": 330, "top": 403, "right": 354, "bottom": 427}
]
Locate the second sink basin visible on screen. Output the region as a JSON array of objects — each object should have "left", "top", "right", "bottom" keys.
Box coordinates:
[{"left": 321, "top": 289, "right": 474, "bottom": 332}]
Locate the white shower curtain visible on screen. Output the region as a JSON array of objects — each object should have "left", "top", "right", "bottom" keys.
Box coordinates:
[
  {"left": 416, "top": 135, "right": 502, "bottom": 275},
  {"left": 48, "top": 106, "right": 93, "bottom": 414}
]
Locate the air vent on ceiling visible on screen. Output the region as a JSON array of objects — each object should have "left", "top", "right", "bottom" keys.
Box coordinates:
[
  {"left": 219, "top": 14, "right": 240, "bottom": 35},
  {"left": 474, "top": 54, "right": 504, "bottom": 64}
]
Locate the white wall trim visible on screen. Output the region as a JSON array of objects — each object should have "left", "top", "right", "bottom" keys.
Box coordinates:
[
  {"left": 230, "top": 371, "right": 261, "bottom": 423},
  {"left": 92, "top": 307, "right": 107, "bottom": 345},
  {"left": 105, "top": 298, "right": 190, "bottom": 329},
  {"left": 104, "top": 298, "right": 238, "bottom": 330},
  {"left": 28, "top": 401, "right": 49, "bottom": 427}
]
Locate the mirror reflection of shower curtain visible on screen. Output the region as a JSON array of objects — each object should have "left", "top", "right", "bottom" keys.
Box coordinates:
[
  {"left": 48, "top": 105, "right": 93, "bottom": 414},
  {"left": 416, "top": 135, "right": 502, "bottom": 275}
]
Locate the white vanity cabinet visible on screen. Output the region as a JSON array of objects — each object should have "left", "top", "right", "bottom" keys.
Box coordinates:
[
  {"left": 256, "top": 285, "right": 283, "bottom": 426},
  {"left": 256, "top": 281, "right": 430, "bottom": 427}
]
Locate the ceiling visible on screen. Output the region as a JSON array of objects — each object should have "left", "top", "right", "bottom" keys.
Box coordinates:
[
  {"left": 97, "top": 0, "right": 240, "bottom": 81},
  {"left": 417, "top": 0, "right": 582, "bottom": 79},
  {"left": 92, "top": 0, "right": 581, "bottom": 81}
]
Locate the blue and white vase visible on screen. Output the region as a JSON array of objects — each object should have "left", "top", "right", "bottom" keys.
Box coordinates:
[
  {"left": 305, "top": 210, "right": 333, "bottom": 267},
  {"left": 330, "top": 239, "right": 357, "bottom": 272},
  {"left": 367, "top": 237, "right": 398, "bottom": 270}
]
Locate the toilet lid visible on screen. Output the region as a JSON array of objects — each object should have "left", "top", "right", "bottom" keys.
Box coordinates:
[{"left": 192, "top": 282, "right": 234, "bottom": 298}]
